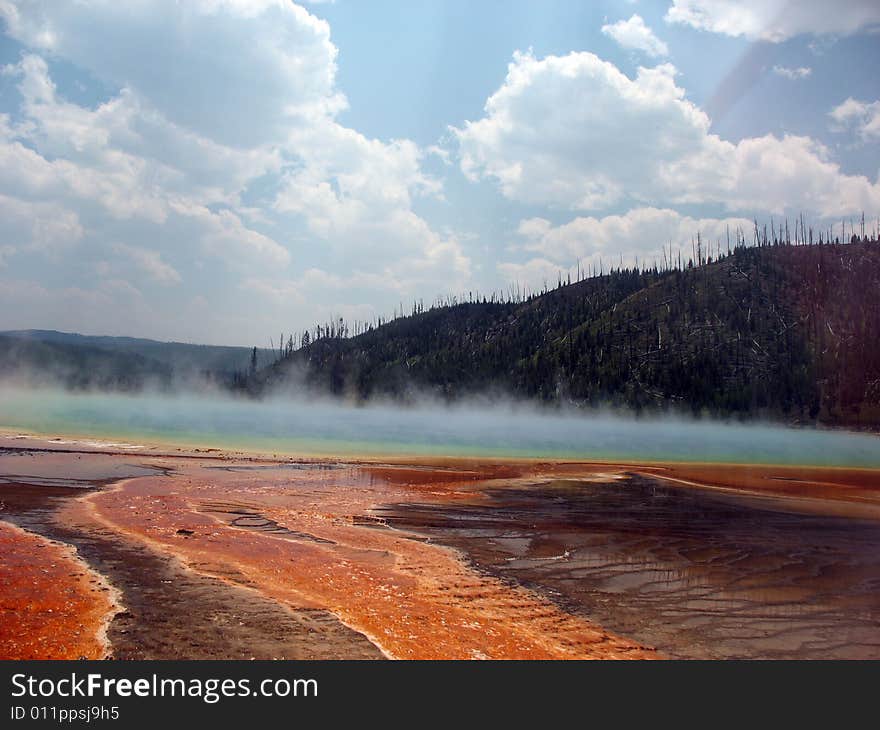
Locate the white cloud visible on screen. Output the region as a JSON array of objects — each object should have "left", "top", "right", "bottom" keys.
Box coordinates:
[
  {"left": 0, "top": 123, "right": 168, "bottom": 225},
  {"left": 271, "top": 119, "right": 465, "bottom": 284},
  {"left": 602, "top": 14, "right": 669, "bottom": 58},
  {"left": 274, "top": 124, "right": 440, "bottom": 246},
  {"left": 0, "top": 0, "right": 344, "bottom": 147},
  {"left": 499, "top": 207, "right": 754, "bottom": 289},
  {"left": 168, "top": 200, "right": 292, "bottom": 267},
  {"left": 3, "top": 53, "right": 279, "bottom": 211},
  {"left": 0, "top": 1, "right": 472, "bottom": 341},
  {"left": 830, "top": 98, "right": 880, "bottom": 142},
  {"left": 0, "top": 193, "right": 84, "bottom": 260},
  {"left": 0, "top": 54, "right": 292, "bottom": 276},
  {"left": 454, "top": 50, "right": 880, "bottom": 217},
  {"left": 772, "top": 65, "right": 812, "bottom": 80},
  {"left": 516, "top": 217, "right": 553, "bottom": 240},
  {"left": 426, "top": 145, "right": 452, "bottom": 165},
  {"left": 456, "top": 52, "right": 707, "bottom": 210},
  {"left": 665, "top": 0, "right": 880, "bottom": 42},
  {"left": 510, "top": 207, "right": 752, "bottom": 270},
  {"left": 240, "top": 276, "right": 307, "bottom": 306},
  {"left": 497, "top": 209, "right": 765, "bottom": 293},
  {"left": 497, "top": 257, "right": 570, "bottom": 291},
  {"left": 112, "top": 243, "right": 181, "bottom": 285}
]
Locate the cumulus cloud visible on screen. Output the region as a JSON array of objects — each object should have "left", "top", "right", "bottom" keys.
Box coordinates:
[
  {"left": 0, "top": 193, "right": 83, "bottom": 260},
  {"left": 454, "top": 50, "right": 880, "bottom": 216},
  {"left": 499, "top": 207, "right": 753, "bottom": 288},
  {"left": 455, "top": 53, "right": 707, "bottom": 210},
  {"left": 0, "top": 52, "right": 299, "bottom": 280},
  {"left": 270, "top": 116, "right": 467, "bottom": 286},
  {"left": 274, "top": 125, "right": 440, "bottom": 249},
  {"left": 602, "top": 14, "right": 669, "bottom": 58},
  {"left": 772, "top": 65, "right": 812, "bottom": 80},
  {"left": 497, "top": 257, "right": 571, "bottom": 291},
  {"left": 830, "top": 98, "right": 880, "bottom": 142},
  {"left": 112, "top": 243, "right": 181, "bottom": 285},
  {"left": 1, "top": 53, "right": 264, "bottom": 219},
  {"left": 243, "top": 225, "right": 472, "bottom": 311},
  {"left": 0, "top": 0, "right": 344, "bottom": 147},
  {"left": 665, "top": 0, "right": 880, "bottom": 42},
  {"left": 0, "top": 1, "right": 469, "bottom": 342}
]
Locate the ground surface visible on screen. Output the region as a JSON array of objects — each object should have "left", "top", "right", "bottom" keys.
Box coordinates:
[{"left": 1, "top": 433, "right": 879, "bottom": 659}]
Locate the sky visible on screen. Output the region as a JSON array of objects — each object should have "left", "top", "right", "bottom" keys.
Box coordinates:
[{"left": 0, "top": 0, "right": 878, "bottom": 347}]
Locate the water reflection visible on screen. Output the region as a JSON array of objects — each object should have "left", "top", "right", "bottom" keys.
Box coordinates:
[{"left": 381, "top": 475, "right": 880, "bottom": 659}]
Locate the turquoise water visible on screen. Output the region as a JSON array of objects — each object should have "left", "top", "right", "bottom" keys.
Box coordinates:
[{"left": 1, "top": 388, "right": 879, "bottom": 466}]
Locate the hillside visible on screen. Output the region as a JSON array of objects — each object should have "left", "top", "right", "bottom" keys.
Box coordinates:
[
  {"left": 0, "top": 330, "right": 272, "bottom": 391},
  {"left": 256, "top": 241, "right": 880, "bottom": 427}
]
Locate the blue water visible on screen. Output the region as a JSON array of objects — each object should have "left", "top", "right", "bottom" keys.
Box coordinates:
[{"left": 1, "top": 389, "right": 878, "bottom": 466}]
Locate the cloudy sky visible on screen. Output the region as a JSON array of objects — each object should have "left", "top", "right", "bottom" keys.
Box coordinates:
[{"left": 0, "top": 0, "right": 878, "bottom": 346}]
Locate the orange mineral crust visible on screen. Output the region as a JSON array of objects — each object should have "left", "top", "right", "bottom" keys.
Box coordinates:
[
  {"left": 0, "top": 520, "right": 116, "bottom": 659},
  {"left": 636, "top": 463, "right": 880, "bottom": 518},
  {"left": 84, "top": 462, "right": 657, "bottom": 659},
  {"left": 9, "top": 436, "right": 879, "bottom": 660}
]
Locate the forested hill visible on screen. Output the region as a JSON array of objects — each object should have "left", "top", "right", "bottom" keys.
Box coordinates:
[
  {"left": 0, "top": 331, "right": 273, "bottom": 391},
  {"left": 255, "top": 241, "right": 880, "bottom": 427}
]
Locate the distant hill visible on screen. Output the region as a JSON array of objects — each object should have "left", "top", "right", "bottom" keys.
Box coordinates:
[
  {"left": 0, "top": 330, "right": 272, "bottom": 391},
  {"left": 255, "top": 241, "right": 880, "bottom": 427}
]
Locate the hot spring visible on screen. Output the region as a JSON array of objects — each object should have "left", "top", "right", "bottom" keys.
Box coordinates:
[{"left": 1, "top": 388, "right": 878, "bottom": 466}]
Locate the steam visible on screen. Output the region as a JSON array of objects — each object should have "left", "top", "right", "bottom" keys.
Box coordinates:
[
  {"left": 0, "top": 332, "right": 272, "bottom": 394},
  {"left": 1, "top": 385, "right": 878, "bottom": 467}
]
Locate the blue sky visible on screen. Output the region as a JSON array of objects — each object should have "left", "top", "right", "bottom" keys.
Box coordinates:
[{"left": 0, "top": 0, "right": 878, "bottom": 345}]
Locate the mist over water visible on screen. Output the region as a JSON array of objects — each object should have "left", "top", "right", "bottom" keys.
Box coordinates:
[{"left": 0, "top": 387, "right": 878, "bottom": 466}]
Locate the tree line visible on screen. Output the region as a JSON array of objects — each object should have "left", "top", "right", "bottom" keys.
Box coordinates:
[{"left": 230, "top": 214, "right": 880, "bottom": 426}]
